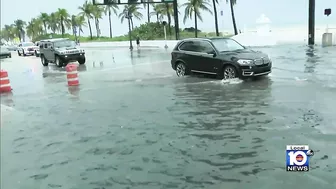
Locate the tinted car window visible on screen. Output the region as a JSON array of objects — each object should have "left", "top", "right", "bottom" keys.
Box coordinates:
[
  {"left": 195, "top": 41, "right": 214, "bottom": 53},
  {"left": 211, "top": 38, "right": 244, "bottom": 52},
  {"left": 179, "top": 41, "right": 195, "bottom": 51}
]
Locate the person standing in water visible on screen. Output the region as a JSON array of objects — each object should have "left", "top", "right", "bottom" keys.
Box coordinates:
[{"left": 136, "top": 35, "right": 140, "bottom": 48}]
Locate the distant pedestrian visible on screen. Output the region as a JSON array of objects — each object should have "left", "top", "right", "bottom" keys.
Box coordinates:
[{"left": 136, "top": 35, "right": 140, "bottom": 48}]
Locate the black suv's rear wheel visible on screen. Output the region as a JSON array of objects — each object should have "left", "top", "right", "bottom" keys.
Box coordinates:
[
  {"left": 55, "top": 56, "right": 63, "bottom": 67},
  {"left": 175, "top": 62, "right": 188, "bottom": 77},
  {"left": 223, "top": 65, "right": 238, "bottom": 80},
  {"left": 78, "top": 57, "right": 86, "bottom": 64},
  {"left": 40, "top": 55, "right": 48, "bottom": 66}
]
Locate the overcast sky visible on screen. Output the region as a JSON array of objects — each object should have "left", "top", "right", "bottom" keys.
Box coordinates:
[{"left": 1, "top": 0, "right": 335, "bottom": 36}]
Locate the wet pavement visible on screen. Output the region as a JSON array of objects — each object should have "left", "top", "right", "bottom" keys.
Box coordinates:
[{"left": 1, "top": 45, "right": 336, "bottom": 189}]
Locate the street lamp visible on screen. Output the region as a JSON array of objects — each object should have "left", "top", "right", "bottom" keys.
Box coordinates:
[
  {"left": 162, "top": 21, "right": 168, "bottom": 49},
  {"left": 125, "top": 10, "right": 133, "bottom": 50}
]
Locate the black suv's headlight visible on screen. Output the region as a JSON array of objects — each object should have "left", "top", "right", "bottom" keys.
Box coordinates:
[{"left": 237, "top": 59, "right": 253, "bottom": 65}]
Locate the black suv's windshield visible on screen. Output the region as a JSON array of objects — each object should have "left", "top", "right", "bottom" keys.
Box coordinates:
[
  {"left": 54, "top": 40, "right": 76, "bottom": 48},
  {"left": 211, "top": 38, "right": 245, "bottom": 52}
]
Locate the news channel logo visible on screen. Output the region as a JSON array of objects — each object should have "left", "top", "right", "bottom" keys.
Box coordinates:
[{"left": 286, "top": 145, "right": 314, "bottom": 172}]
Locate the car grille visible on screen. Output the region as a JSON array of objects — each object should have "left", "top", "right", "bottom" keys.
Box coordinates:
[
  {"left": 254, "top": 57, "right": 270, "bottom": 66},
  {"left": 66, "top": 50, "right": 79, "bottom": 54},
  {"left": 28, "top": 48, "right": 34, "bottom": 51}
]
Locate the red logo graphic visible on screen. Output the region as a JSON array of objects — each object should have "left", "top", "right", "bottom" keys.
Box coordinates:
[{"left": 296, "top": 154, "right": 304, "bottom": 162}]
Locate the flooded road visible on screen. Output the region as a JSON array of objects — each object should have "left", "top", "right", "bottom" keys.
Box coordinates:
[{"left": 1, "top": 45, "right": 336, "bottom": 189}]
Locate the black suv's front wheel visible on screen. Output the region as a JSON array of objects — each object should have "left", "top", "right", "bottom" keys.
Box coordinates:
[
  {"left": 40, "top": 55, "right": 48, "bottom": 66},
  {"left": 55, "top": 56, "right": 63, "bottom": 67},
  {"left": 175, "top": 62, "right": 188, "bottom": 77},
  {"left": 223, "top": 65, "right": 238, "bottom": 80}
]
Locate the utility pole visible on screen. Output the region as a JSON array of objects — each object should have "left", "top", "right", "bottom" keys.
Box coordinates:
[
  {"left": 173, "top": 0, "right": 179, "bottom": 40},
  {"left": 308, "top": 0, "right": 315, "bottom": 45}
]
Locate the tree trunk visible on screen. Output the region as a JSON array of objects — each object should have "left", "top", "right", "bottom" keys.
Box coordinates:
[
  {"left": 230, "top": 0, "right": 238, "bottom": 35},
  {"left": 130, "top": 18, "right": 134, "bottom": 31},
  {"left": 128, "top": 18, "right": 133, "bottom": 49},
  {"left": 43, "top": 22, "right": 47, "bottom": 34},
  {"left": 87, "top": 18, "right": 93, "bottom": 39},
  {"left": 61, "top": 17, "right": 65, "bottom": 37},
  {"left": 147, "top": 3, "right": 150, "bottom": 23},
  {"left": 212, "top": 0, "right": 219, "bottom": 36},
  {"left": 165, "top": 3, "right": 172, "bottom": 36},
  {"left": 194, "top": 12, "right": 198, "bottom": 38},
  {"left": 156, "top": 14, "right": 159, "bottom": 21},
  {"left": 109, "top": 10, "right": 113, "bottom": 38},
  {"left": 21, "top": 30, "right": 25, "bottom": 42},
  {"left": 95, "top": 18, "right": 99, "bottom": 37}
]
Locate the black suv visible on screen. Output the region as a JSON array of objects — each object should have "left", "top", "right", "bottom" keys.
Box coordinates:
[
  {"left": 39, "top": 38, "right": 85, "bottom": 67},
  {"left": 171, "top": 38, "right": 272, "bottom": 79}
]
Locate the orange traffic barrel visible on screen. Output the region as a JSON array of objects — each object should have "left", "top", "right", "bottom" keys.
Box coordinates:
[
  {"left": 66, "top": 64, "right": 79, "bottom": 86},
  {"left": 0, "top": 70, "right": 12, "bottom": 93}
]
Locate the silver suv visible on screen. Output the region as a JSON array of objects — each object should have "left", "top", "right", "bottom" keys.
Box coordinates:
[{"left": 39, "top": 38, "right": 85, "bottom": 67}]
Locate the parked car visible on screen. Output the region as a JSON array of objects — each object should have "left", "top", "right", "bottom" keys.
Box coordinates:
[
  {"left": 34, "top": 41, "right": 41, "bottom": 57},
  {"left": 39, "top": 38, "right": 86, "bottom": 67},
  {"left": 171, "top": 37, "right": 272, "bottom": 80},
  {"left": 7, "top": 45, "right": 18, "bottom": 51},
  {"left": 0, "top": 46, "right": 11, "bottom": 58},
  {"left": 17, "top": 42, "right": 39, "bottom": 56}
]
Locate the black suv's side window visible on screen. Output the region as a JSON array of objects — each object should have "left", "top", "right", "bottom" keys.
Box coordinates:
[
  {"left": 179, "top": 41, "right": 195, "bottom": 52},
  {"left": 195, "top": 41, "right": 215, "bottom": 53}
]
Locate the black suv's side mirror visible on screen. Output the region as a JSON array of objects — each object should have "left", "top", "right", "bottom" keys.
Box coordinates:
[{"left": 207, "top": 50, "right": 216, "bottom": 57}]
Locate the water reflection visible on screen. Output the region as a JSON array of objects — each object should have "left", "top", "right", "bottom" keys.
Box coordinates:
[
  {"left": 130, "top": 51, "right": 135, "bottom": 65},
  {"left": 68, "top": 86, "right": 80, "bottom": 98},
  {"left": 78, "top": 64, "right": 87, "bottom": 72},
  {"left": 0, "top": 92, "right": 14, "bottom": 107},
  {"left": 305, "top": 45, "right": 319, "bottom": 73}
]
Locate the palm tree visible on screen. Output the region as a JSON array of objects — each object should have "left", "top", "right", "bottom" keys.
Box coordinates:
[
  {"left": 47, "top": 12, "right": 59, "bottom": 35},
  {"left": 71, "top": 15, "right": 78, "bottom": 37},
  {"left": 39, "top": 13, "right": 49, "bottom": 34},
  {"left": 56, "top": 8, "right": 71, "bottom": 37},
  {"left": 78, "top": 0, "right": 94, "bottom": 39},
  {"left": 144, "top": 0, "right": 153, "bottom": 23},
  {"left": 118, "top": 5, "right": 143, "bottom": 31},
  {"left": 150, "top": 4, "right": 164, "bottom": 22},
  {"left": 13, "top": 19, "right": 26, "bottom": 42},
  {"left": 182, "top": 0, "right": 212, "bottom": 38},
  {"left": 26, "top": 18, "right": 43, "bottom": 40},
  {"left": 226, "top": 0, "right": 238, "bottom": 35},
  {"left": 27, "top": 18, "right": 44, "bottom": 40},
  {"left": 212, "top": 0, "right": 219, "bottom": 36},
  {"left": 104, "top": 0, "right": 118, "bottom": 38},
  {"left": 91, "top": 5, "right": 105, "bottom": 37},
  {"left": 156, "top": 3, "right": 180, "bottom": 36},
  {"left": 75, "top": 15, "right": 87, "bottom": 37},
  {"left": 1, "top": 25, "right": 16, "bottom": 41}
]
